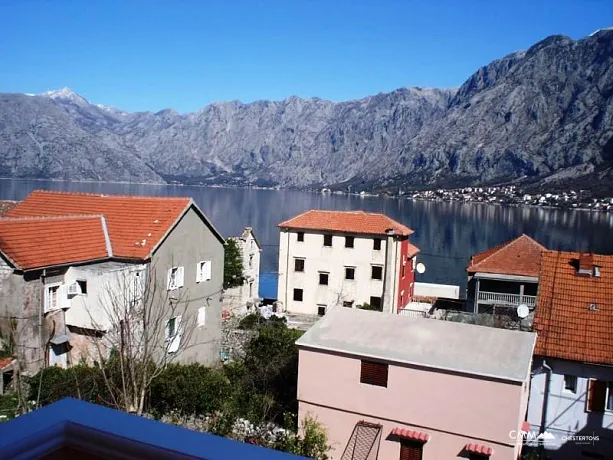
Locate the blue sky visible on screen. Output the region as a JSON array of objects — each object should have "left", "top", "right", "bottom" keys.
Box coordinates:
[{"left": 0, "top": 0, "right": 610, "bottom": 112}]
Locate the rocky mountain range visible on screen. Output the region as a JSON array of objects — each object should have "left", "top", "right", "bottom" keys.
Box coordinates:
[{"left": 0, "top": 30, "right": 612, "bottom": 192}]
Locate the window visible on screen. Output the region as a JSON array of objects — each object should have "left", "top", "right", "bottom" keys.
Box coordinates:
[
  {"left": 249, "top": 282, "right": 253, "bottom": 297},
  {"left": 345, "top": 236, "right": 354, "bottom": 248},
  {"left": 564, "top": 375, "right": 577, "bottom": 393},
  {"left": 345, "top": 267, "right": 355, "bottom": 280},
  {"left": 319, "top": 272, "right": 329, "bottom": 285},
  {"left": 370, "top": 296, "right": 382, "bottom": 311},
  {"left": 196, "top": 261, "right": 211, "bottom": 283},
  {"left": 45, "top": 284, "right": 64, "bottom": 313},
  {"left": 586, "top": 379, "right": 613, "bottom": 412},
  {"left": 343, "top": 301, "right": 354, "bottom": 308},
  {"left": 373, "top": 239, "right": 382, "bottom": 251},
  {"left": 294, "top": 258, "right": 305, "bottom": 272},
  {"left": 317, "top": 305, "right": 326, "bottom": 316},
  {"left": 400, "top": 441, "right": 423, "bottom": 460},
  {"left": 48, "top": 343, "right": 69, "bottom": 368},
  {"left": 371, "top": 265, "right": 383, "bottom": 280},
  {"left": 76, "top": 280, "right": 87, "bottom": 295},
  {"left": 167, "top": 266, "right": 184, "bottom": 290},
  {"left": 293, "top": 288, "right": 303, "bottom": 302},
  {"left": 323, "top": 234, "right": 333, "bottom": 247},
  {"left": 197, "top": 307, "right": 206, "bottom": 327},
  {"left": 360, "top": 360, "right": 388, "bottom": 387},
  {"left": 297, "top": 232, "right": 304, "bottom": 242},
  {"left": 165, "top": 316, "right": 182, "bottom": 353},
  {"left": 468, "top": 453, "right": 488, "bottom": 460},
  {"left": 249, "top": 254, "right": 254, "bottom": 268},
  {"left": 402, "top": 264, "right": 406, "bottom": 278}
]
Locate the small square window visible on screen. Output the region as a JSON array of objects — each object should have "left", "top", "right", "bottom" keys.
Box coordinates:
[
  {"left": 371, "top": 266, "right": 383, "bottom": 280},
  {"left": 249, "top": 254, "right": 254, "bottom": 268},
  {"left": 297, "top": 232, "right": 304, "bottom": 242},
  {"left": 76, "top": 280, "right": 87, "bottom": 295},
  {"left": 343, "top": 301, "right": 353, "bottom": 308},
  {"left": 317, "top": 305, "right": 326, "bottom": 316},
  {"left": 564, "top": 375, "right": 577, "bottom": 393},
  {"left": 294, "top": 258, "right": 305, "bottom": 272},
  {"left": 319, "top": 273, "right": 329, "bottom": 285},
  {"left": 373, "top": 239, "right": 382, "bottom": 250},
  {"left": 360, "top": 360, "right": 388, "bottom": 387},
  {"left": 323, "top": 234, "right": 333, "bottom": 247},
  {"left": 370, "top": 296, "right": 382, "bottom": 311},
  {"left": 345, "top": 267, "right": 355, "bottom": 280},
  {"left": 293, "top": 288, "right": 303, "bottom": 302},
  {"left": 345, "top": 236, "right": 354, "bottom": 248}
]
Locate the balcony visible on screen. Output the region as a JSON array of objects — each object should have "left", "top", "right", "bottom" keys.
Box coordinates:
[{"left": 477, "top": 291, "right": 536, "bottom": 307}]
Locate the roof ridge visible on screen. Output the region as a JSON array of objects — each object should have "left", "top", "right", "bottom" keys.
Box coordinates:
[
  {"left": 472, "top": 234, "right": 530, "bottom": 268},
  {"left": 30, "top": 189, "right": 192, "bottom": 201},
  {"left": 0, "top": 214, "right": 105, "bottom": 222}
]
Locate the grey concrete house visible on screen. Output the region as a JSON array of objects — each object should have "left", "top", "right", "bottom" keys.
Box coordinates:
[{"left": 0, "top": 190, "right": 225, "bottom": 375}]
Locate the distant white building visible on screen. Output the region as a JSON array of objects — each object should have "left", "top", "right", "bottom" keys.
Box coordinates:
[
  {"left": 223, "top": 227, "right": 261, "bottom": 314},
  {"left": 277, "top": 210, "right": 419, "bottom": 316}
]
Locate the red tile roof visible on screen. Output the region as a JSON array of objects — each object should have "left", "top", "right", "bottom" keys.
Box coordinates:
[
  {"left": 390, "top": 427, "right": 430, "bottom": 443},
  {"left": 533, "top": 251, "right": 613, "bottom": 365},
  {"left": 406, "top": 242, "right": 420, "bottom": 257},
  {"left": 7, "top": 190, "right": 193, "bottom": 260},
  {"left": 467, "top": 234, "right": 546, "bottom": 277},
  {"left": 465, "top": 443, "right": 494, "bottom": 456},
  {"left": 0, "top": 216, "right": 111, "bottom": 270},
  {"left": 278, "top": 210, "right": 414, "bottom": 236},
  {"left": 0, "top": 357, "right": 15, "bottom": 369},
  {"left": 0, "top": 201, "right": 18, "bottom": 216}
]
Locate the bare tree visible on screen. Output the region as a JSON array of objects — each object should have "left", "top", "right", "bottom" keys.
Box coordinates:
[{"left": 86, "top": 264, "right": 196, "bottom": 415}]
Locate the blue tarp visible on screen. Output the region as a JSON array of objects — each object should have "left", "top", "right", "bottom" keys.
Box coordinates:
[{"left": 259, "top": 271, "right": 278, "bottom": 299}]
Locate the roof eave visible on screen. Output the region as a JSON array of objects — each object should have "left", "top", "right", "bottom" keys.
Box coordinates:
[{"left": 21, "top": 256, "right": 112, "bottom": 273}]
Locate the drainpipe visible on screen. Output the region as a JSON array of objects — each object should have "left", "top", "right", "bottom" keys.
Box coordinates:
[
  {"left": 40, "top": 269, "right": 46, "bottom": 369},
  {"left": 283, "top": 230, "right": 290, "bottom": 312},
  {"left": 539, "top": 359, "right": 552, "bottom": 460}
]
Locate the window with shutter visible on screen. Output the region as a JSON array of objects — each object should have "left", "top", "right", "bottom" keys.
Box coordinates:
[
  {"left": 587, "top": 379, "right": 607, "bottom": 412},
  {"left": 176, "top": 266, "right": 185, "bottom": 287},
  {"left": 360, "top": 360, "right": 388, "bottom": 387},
  {"left": 399, "top": 441, "right": 423, "bottom": 460}
]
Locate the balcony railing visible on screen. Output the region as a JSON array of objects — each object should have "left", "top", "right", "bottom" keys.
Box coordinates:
[
  {"left": 477, "top": 291, "right": 536, "bottom": 307},
  {"left": 398, "top": 308, "right": 427, "bottom": 318}
]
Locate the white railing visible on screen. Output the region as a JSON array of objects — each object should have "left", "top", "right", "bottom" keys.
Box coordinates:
[
  {"left": 478, "top": 291, "right": 537, "bottom": 307},
  {"left": 398, "top": 309, "right": 427, "bottom": 318}
]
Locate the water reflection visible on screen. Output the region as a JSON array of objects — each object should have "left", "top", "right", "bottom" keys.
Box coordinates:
[{"left": 1, "top": 180, "right": 611, "bottom": 293}]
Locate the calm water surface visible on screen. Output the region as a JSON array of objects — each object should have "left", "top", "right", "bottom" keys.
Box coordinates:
[{"left": 2, "top": 179, "right": 612, "bottom": 296}]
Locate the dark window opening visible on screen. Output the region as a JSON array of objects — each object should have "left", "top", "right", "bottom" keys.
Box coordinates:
[
  {"left": 360, "top": 360, "right": 388, "bottom": 387},
  {"left": 587, "top": 379, "right": 608, "bottom": 412},
  {"left": 370, "top": 296, "right": 382, "bottom": 311},
  {"left": 323, "top": 234, "right": 333, "bottom": 247},
  {"left": 468, "top": 453, "right": 489, "bottom": 460},
  {"left": 317, "top": 306, "right": 326, "bottom": 316},
  {"left": 297, "top": 232, "right": 304, "bottom": 242},
  {"left": 400, "top": 441, "right": 424, "bottom": 460},
  {"left": 294, "top": 258, "right": 305, "bottom": 272},
  {"left": 345, "top": 267, "right": 355, "bottom": 280},
  {"left": 343, "top": 301, "right": 353, "bottom": 308},
  {"left": 77, "top": 280, "right": 87, "bottom": 295},
  {"left": 373, "top": 239, "right": 382, "bottom": 250},
  {"left": 345, "top": 236, "right": 354, "bottom": 248},
  {"left": 402, "top": 264, "right": 406, "bottom": 278},
  {"left": 371, "top": 266, "right": 383, "bottom": 280},
  {"left": 293, "top": 289, "right": 303, "bottom": 302},
  {"left": 319, "top": 273, "right": 329, "bottom": 285}
]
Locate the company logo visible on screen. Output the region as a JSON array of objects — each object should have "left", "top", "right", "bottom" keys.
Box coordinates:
[{"left": 509, "top": 429, "right": 556, "bottom": 445}]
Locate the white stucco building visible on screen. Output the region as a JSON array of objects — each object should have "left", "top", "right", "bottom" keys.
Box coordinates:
[
  {"left": 277, "top": 210, "right": 419, "bottom": 316},
  {"left": 527, "top": 251, "right": 613, "bottom": 458},
  {"left": 223, "top": 227, "right": 261, "bottom": 314}
]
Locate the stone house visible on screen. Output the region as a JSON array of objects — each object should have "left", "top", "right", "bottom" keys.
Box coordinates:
[
  {"left": 0, "top": 190, "right": 225, "bottom": 374},
  {"left": 223, "top": 227, "right": 261, "bottom": 315}
]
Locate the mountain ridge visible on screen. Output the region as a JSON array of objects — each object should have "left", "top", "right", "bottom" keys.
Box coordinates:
[{"left": 1, "top": 31, "right": 612, "bottom": 192}]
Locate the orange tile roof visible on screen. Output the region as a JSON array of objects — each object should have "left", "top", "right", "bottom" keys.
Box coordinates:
[
  {"left": 406, "top": 242, "right": 420, "bottom": 257},
  {"left": 467, "top": 234, "right": 546, "bottom": 277},
  {"left": 7, "top": 190, "right": 192, "bottom": 260},
  {"left": 0, "top": 216, "right": 111, "bottom": 270},
  {"left": 0, "top": 201, "right": 18, "bottom": 216},
  {"left": 278, "top": 210, "right": 414, "bottom": 236},
  {"left": 533, "top": 251, "right": 613, "bottom": 364}
]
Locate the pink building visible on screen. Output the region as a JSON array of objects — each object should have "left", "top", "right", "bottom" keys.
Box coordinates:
[{"left": 296, "top": 308, "right": 536, "bottom": 460}]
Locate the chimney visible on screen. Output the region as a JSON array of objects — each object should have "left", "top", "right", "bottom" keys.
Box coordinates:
[{"left": 577, "top": 252, "right": 595, "bottom": 276}]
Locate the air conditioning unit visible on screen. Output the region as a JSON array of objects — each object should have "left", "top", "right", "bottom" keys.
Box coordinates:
[{"left": 67, "top": 282, "right": 80, "bottom": 296}]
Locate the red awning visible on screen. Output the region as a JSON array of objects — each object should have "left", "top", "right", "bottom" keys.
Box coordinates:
[
  {"left": 522, "top": 421, "right": 531, "bottom": 432},
  {"left": 465, "top": 443, "right": 494, "bottom": 456},
  {"left": 390, "top": 427, "right": 430, "bottom": 442}
]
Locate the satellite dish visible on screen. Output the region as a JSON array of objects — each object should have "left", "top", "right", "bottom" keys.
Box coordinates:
[
  {"left": 517, "top": 304, "right": 529, "bottom": 319},
  {"left": 416, "top": 263, "right": 426, "bottom": 274}
]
